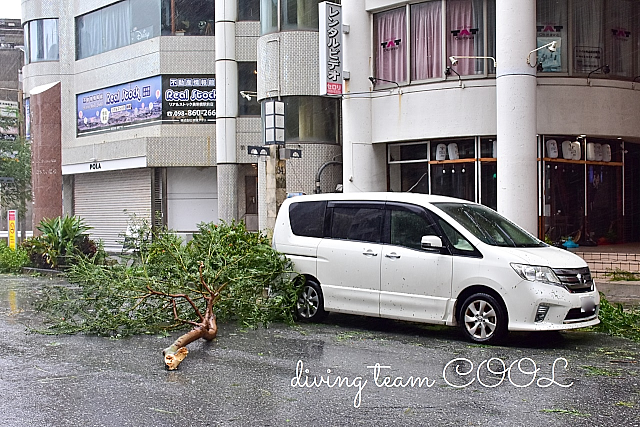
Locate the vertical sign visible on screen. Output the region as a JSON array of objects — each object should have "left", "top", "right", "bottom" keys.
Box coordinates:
[
  {"left": 8, "top": 210, "right": 16, "bottom": 250},
  {"left": 319, "top": 2, "right": 343, "bottom": 96}
]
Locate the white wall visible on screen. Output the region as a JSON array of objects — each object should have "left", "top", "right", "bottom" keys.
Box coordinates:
[{"left": 166, "top": 167, "right": 218, "bottom": 232}]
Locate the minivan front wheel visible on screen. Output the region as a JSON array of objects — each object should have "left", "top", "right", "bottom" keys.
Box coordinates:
[
  {"left": 296, "top": 279, "right": 327, "bottom": 322},
  {"left": 459, "top": 293, "right": 507, "bottom": 344}
]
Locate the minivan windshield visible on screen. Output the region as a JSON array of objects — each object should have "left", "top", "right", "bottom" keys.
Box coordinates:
[{"left": 433, "top": 203, "right": 545, "bottom": 248}]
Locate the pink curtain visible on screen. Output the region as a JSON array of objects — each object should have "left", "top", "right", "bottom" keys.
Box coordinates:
[
  {"left": 447, "top": 0, "right": 474, "bottom": 75},
  {"left": 411, "top": 1, "right": 442, "bottom": 80},
  {"left": 374, "top": 8, "right": 407, "bottom": 84}
]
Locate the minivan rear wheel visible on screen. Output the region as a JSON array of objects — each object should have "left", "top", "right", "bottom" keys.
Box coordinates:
[
  {"left": 296, "top": 279, "right": 327, "bottom": 322},
  {"left": 459, "top": 293, "right": 507, "bottom": 344}
]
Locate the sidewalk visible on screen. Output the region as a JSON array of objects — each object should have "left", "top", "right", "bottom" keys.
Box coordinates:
[{"left": 596, "top": 279, "right": 640, "bottom": 307}]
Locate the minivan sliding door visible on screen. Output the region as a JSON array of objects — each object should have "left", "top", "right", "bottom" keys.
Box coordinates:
[
  {"left": 316, "top": 202, "right": 385, "bottom": 316},
  {"left": 380, "top": 203, "right": 453, "bottom": 322}
]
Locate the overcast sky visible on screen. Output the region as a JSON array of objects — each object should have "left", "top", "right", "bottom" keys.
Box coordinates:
[{"left": 4, "top": 0, "right": 21, "bottom": 20}]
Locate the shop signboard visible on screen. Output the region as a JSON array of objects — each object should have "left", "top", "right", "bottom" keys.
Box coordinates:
[
  {"left": 319, "top": 2, "right": 342, "bottom": 96},
  {"left": 76, "top": 76, "right": 163, "bottom": 135},
  {"left": 7, "top": 210, "right": 16, "bottom": 250},
  {"left": 161, "top": 76, "right": 216, "bottom": 123}
]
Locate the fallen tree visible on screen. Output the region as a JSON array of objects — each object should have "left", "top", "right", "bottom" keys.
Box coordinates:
[{"left": 34, "top": 220, "right": 300, "bottom": 370}]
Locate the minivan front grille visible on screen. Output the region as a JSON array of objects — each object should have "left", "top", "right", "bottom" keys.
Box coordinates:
[{"left": 552, "top": 267, "right": 594, "bottom": 293}]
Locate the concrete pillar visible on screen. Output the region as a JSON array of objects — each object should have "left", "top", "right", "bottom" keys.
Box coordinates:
[
  {"left": 215, "top": 0, "right": 239, "bottom": 222},
  {"left": 30, "top": 82, "right": 62, "bottom": 233},
  {"left": 263, "top": 146, "right": 286, "bottom": 233},
  {"left": 342, "top": 0, "right": 386, "bottom": 193},
  {"left": 496, "top": 0, "right": 538, "bottom": 234}
]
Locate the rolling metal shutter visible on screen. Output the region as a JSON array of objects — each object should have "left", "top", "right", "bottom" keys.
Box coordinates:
[{"left": 74, "top": 168, "right": 152, "bottom": 252}]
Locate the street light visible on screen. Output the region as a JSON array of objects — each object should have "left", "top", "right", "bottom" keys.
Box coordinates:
[
  {"left": 449, "top": 55, "right": 497, "bottom": 68},
  {"left": 587, "top": 64, "right": 610, "bottom": 85},
  {"left": 526, "top": 41, "right": 557, "bottom": 68}
]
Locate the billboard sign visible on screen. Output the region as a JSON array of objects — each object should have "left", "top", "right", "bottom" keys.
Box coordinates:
[
  {"left": 161, "top": 76, "right": 216, "bottom": 123},
  {"left": 76, "top": 76, "right": 163, "bottom": 135}
]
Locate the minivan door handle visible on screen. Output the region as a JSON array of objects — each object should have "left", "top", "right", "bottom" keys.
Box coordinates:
[
  {"left": 385, "top": 253, "right": 401, "bottom": 259},
  {"left": 362, "top": 250, "right": 378, "bottom": 257}
]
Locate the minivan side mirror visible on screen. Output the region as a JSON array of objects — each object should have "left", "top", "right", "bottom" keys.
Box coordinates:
[{"left": 421, "top": 235, "right": 443, "bottom": 250}]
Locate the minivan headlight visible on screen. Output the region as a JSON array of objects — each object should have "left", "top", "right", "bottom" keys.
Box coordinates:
[{"left": 511, "top": 263, "right": 561, "bottom": 286}]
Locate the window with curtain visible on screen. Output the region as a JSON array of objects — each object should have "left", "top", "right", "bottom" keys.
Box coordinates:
[
  {"left": 446, "top": 0, "right": 484, "bottom": 75},
  {"left": 573, "top": 0, "right": 604, "bottom": 73},
  {"left": 28, "top": 19, "right": 59, "bottom": 63},
  {"left": 374, "top": 8, "right": 407, "bottom": 84},
  {"left": 77, "top": 0, "right": 162, "bottom": 60},
  {"left": 536, "top": 0, "right": 567, "bottom": 72},
  {"left": 410, "top": 1, "right": 442, "bottom": 81},
  {"left": 605, "top": 0, "right": 634, "bottom": 78},
  {"left": 486, "top": 0, "right": 496, "bottom": 74}
]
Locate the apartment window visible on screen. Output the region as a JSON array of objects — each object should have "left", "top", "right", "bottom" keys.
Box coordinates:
[
  {"left": 161, "top": 0, "right": 214, "bottom": 36},
  {"left": 446, "top": 0, "right": 485, "bottom": 76},
  {"left": 374, "top": 7, "right": 407, "bottom": 84},
  {"left": 77, "top": 0, "right": 161, "bottom": 60},
  {"left": 25, "top": 19, "right": 59, "bottom": 63},
  {"left": 239, "top": 0, "right": 260, "bottom": 21},
  {"left": 260, "top": 0, "right": 339, "bottom": 35},
  {"left": 411, "top": 1, "right": 442, "bottom": 81},
  {"left": 282, "top": 96, "right": 340, "bottom": 144},
  {"left": 238, "top": 62, "right": 260, "bottom": 116},
  {"left": 536, "top": 0, "right": 567, "bottom": 72},
  {"left": 373, "top": 1, "right": 494, "bottom": 85}
]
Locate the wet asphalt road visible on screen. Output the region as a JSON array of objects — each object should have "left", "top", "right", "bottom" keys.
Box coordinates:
[{"left": 0, "top": 274, "right": 639, "bottom": 427}]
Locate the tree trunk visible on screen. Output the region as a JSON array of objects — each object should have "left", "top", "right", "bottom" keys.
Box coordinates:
[{"left": 162, "top": 315, "right": 217, "bottom": 370}]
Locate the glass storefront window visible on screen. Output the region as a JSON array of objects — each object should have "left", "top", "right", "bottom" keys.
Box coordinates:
[
  {"left": 544, "top": 161, "right": 585, "bottom": 242},
  {"left": 479, "top": 138, "right": 497, "bottom": 210},
  {"left": 446, "top": 0, "right": 485, "bottom": 76},
  {"left": 542, "top": 136, "right": 623, "bottom": 244},
  {"left": 374, "top": 7, "right": 407, "bottom": 85},
  {"left": 430, "top": 139, "right": 475, "bottom": 201},
  {"left": 536, "top": 0, "right": 567, "bottom": 73},
  {"left": 239, "top": 0, "right": 260, "bottom": 21},
  {"left": 388, "top": 142, "right": 429, "bottom": 193},
  {"left": 27, "top": 19, "right": 59, "bottom": 63},
  {"left": 282, "top": 96, "right": 340, "bottom": 144}
]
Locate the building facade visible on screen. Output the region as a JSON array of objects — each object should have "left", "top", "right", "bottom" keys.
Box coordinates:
[
  {"left": 337, "top": 0, "right": 640, "bottom": 245},
  {"left": 21, "top": 0, "right": 640, "bottom": 248},
  {"left": 22, "top": 0, "right": 282, "bottom": 250}
]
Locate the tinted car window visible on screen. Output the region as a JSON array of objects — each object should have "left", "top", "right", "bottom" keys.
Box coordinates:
[
  {"left": 331, "top": 207, "right": 384, "bottom": 243},
  {"left": 389, "top": 208, "right": 439, "bottom": 250},
  {"left": 289, "top": 201, "right": 326, "bottom": 237},
  {"left": 434, "top": 202, "right": 544, "bottom": 248}
]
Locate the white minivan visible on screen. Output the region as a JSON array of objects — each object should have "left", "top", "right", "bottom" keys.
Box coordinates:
[{"left": 272, "top": 192, "right": 600, "bottom": 344}]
